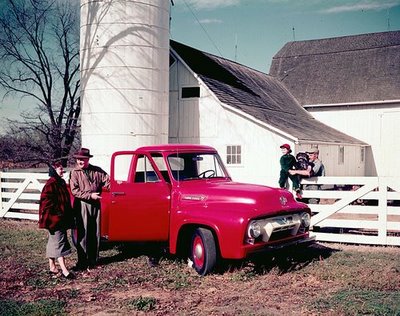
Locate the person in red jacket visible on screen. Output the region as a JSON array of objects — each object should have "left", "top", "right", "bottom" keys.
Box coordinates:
[{"left": 39, "top": 162, "right": 75, "bottom": 279}]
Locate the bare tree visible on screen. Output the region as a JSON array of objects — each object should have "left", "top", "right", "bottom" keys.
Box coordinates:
[{"left": 0, "top": 0, "right": 80, "bottom": 167}]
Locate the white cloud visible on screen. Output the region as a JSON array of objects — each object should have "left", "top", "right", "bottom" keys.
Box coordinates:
[
  {"left": 198, "top": 18, "right": 223, "bottom": 24},
  {"left": 176, "top": 0, "right": 298, "bottom": 10},
  {"left": 321, "top": 1, "right": 400, "bottom": 14},
  {"left": 181, "top": 0, "right": 241, "bottom": 10}
]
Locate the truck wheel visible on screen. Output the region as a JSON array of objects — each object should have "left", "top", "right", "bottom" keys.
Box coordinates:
[{"left": 191, "top": 228, "right": 217, "bottom": 276}]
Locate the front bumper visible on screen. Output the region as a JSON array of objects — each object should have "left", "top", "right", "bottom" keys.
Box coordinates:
[{"left": 242, "top": 235, "right": 316, "bottom": 256}]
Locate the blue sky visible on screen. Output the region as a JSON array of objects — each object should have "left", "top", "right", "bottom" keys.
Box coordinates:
[
  {"left": 1, "top": 0, "right": 400, "bottom": 130},
  {"left": 170, "top": 0, "right": 400, "bottom": 72}
]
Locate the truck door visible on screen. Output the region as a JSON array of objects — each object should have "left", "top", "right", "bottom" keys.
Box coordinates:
[{"left": 108, "top": 151, "right": 171, "bottom": 241}]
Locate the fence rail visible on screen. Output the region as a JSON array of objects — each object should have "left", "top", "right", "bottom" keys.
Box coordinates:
[
  {"left": 0, "top": 172, "right": 48, "bottom": 220},
  {"left": 301, "top": 176, "right": 400, "bottom": 246},
  {"left": 1, "top": 172, "right": 400, "bottom": 246}
]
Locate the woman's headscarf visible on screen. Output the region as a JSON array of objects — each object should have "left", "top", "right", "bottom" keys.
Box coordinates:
[{"left": 48, "top": 162, "right": 63, "bottom": 181}]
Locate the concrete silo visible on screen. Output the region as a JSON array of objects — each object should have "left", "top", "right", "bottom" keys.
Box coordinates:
[{"left": 80, "top": 0, "right": 170, "bottom": 171}]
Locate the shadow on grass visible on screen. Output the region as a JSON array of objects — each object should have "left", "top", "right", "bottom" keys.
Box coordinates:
[
  {"left": 98, "top": 241, "right": 169, "bottom": 267},
  {"left": 219, "top": 242, "right": 339, "bottom": 276},
  {"left": 98, "top": 241, "right": 338, "bottom": 276}
]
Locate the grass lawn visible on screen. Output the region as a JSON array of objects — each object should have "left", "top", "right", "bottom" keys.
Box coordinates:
[{"left": 1, "top": 218, "right": 400, "bottom": 315}]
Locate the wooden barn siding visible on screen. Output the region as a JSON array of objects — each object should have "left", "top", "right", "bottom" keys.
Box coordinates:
[
  {"left": 169, "top": 59, "right": 201, "bottom": 143},
  {"left": 169, "top": 60, "right": 290, "bottom": 185},
  {"left": 380, "top": 111, "right": 400, "bottom": 177},
  {"left": 308, "top": 103, "right": 400, "bottom": 177},
  {"left": 297, "top": 144, "right": 365, "bottom": 177},
  {"left": 210, "top": 97, "right": 289, "bottom": 186},
  {"left": 169, "top": 59, "right": 366, "bottom": 186}
]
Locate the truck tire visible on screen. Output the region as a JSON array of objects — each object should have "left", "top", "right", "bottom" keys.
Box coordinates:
[{"left": 191, "top": 228, "right": 217, "bottom": 276}]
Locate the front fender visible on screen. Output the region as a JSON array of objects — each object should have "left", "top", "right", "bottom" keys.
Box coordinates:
[{"left": 169, "top": 208, "right": 248, "bottom": 259}]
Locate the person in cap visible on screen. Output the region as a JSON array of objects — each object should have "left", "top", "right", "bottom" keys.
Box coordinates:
[
  {"left": 278, "top": 144, "right": 302, "bottom": 199},
  {"left": 69, "top": 148, "right": 110, "bottom": 271},
  {"left": 39, "top": 162, "right": 75, "bottom": 279},
  {"left": 307, "top": 148, "right": 325, "bottom": 177}
]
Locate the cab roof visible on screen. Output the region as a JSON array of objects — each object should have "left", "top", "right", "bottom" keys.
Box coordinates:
[{"left": 135, "top": 144, "right": 217, "bottom": 153}]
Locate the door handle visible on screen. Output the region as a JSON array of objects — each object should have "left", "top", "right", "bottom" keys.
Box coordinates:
[{"left": 112, "top": 191, "right": 126, "bottom": 196}]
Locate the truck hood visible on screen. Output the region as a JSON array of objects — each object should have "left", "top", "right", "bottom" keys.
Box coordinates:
[{"left": 176, "top": 179, "right": 307, "bottom": 218}]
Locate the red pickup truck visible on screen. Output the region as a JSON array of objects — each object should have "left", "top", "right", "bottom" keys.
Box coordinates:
[{"left": 100, "top": 144, "right": 315, "bottom": 275}]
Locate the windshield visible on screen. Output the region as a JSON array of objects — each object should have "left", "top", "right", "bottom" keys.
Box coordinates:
[{"left": 167, "top": 152, "right": 229, "bottom": 181}]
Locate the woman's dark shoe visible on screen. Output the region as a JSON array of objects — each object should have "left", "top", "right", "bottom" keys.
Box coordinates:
[
  {"left": 62, "top": 272, "right": 76, "bottom": 279},
  {"left": 71, "top": 264, "right": 87, "bottom": 272}
]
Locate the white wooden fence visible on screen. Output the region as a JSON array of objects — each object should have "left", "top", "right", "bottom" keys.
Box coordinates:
[
  {"left": 0, "top": 172, "right": 48, "bottom": 220},
  {"left": 1, "top": 172, "right": 400, "bottom": 246},
  {"left": 302, "top": 176, "right": 400, "bottom": 246}
]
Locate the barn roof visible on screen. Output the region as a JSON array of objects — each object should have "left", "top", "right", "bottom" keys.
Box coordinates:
[
  {"left": 269, "top": 31, "right": 400, "bottom": 105},
  {"left": 170, "top": 40, "right": 365, "bottom": 145}
]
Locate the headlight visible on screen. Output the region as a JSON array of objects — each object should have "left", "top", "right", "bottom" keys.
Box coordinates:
[
  {"left": 248, "top": 221, "right": 261, "bottom": 238},
  {"left": 301, "top": 212, "right": 311, "bottom": 227}
]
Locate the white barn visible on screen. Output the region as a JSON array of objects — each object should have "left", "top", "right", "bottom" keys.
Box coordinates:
[
  {"left": 269, "top": 31, "right": 400, "bottom": 177},
  {"left": 169, "top": 41, "right": 366, "bottom": 186}
]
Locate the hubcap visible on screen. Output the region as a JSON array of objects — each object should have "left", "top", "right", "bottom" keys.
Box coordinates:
[
  {"left": 195, "top": 243, "right": 203, "bottom": 259},
  {"left": 193, "top": 236, "right": 204, "bottom": 268}
]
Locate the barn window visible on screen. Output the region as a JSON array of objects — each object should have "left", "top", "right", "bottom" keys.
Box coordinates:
[
  {"left": 227, "top": 145, "right": 241, "bottom": 165},
  {"left": 338, "top": 146, "right": 345, "bottom": 165},
  {"left": 360, "top": 147, "right": 365, "bottom": 163},
  {"left": 181, "top": 86, "right": 200, "bottom": 98}
]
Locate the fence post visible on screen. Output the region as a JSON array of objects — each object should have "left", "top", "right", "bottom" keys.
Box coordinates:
[{"left": 377, "top": 177, "right": 388, "bottom": 243}]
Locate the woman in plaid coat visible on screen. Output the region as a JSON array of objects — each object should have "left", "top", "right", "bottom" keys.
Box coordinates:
[{"left": 39, "top": 162, "right": 75, "bottom": 279}]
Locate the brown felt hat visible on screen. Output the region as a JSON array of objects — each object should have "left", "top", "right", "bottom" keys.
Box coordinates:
[{"left": 73, "top": 148, "right": 93, "bottom": 159}]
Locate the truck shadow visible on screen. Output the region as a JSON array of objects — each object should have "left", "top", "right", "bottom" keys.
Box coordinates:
[
  {"left": 98, "top": 241, "right": 338, "bottom": 276},
  {"left": 218, "top": 242, "right": 339, "bottom": 275},
  {"left": 98, "top": 241, "right": 168, "bottom": 266}
]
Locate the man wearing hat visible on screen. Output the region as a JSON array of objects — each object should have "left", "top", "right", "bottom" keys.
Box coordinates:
[
  {"left": 69, "top": 148, "right": 110, "bottom": 271},
  {"left": 307, "top": 148, "right": 325, "bottom": 177}
]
